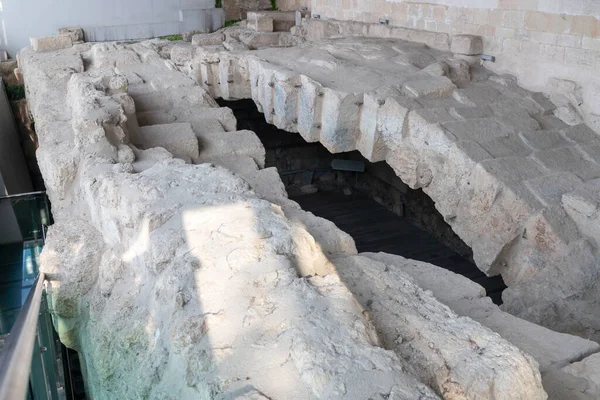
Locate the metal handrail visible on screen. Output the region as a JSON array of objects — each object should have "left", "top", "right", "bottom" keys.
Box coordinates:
[
  {"left": 0, "top": 191, "right": 46, "bottom": 201},
  {"left": 0, "top": 273, "right": 46, "bottom": 400}
]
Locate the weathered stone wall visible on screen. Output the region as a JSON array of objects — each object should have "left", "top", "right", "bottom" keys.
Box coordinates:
[
  {"left": 277, "top": 0, "right": 600, "bottom": 132},
  {"left": 223, "top": 0, "right": 273, "bottom": 20}
]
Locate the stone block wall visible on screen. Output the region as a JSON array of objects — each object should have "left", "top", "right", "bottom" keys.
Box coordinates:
[
  {"left": 277, "top": 0, "right": 600, "bottom": 131},
  {"left": 223, "top": 0, "right": 273, "bottom": 20}
]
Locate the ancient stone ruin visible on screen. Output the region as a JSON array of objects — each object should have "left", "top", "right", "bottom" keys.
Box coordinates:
[{"left": 15, "top": 4, "right": 600, "bottom": 400}]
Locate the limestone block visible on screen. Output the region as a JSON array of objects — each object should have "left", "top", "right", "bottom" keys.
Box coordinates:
[
  {"left": 247, "top": 57, "right": 274, "bottom": 120},
  {"left": 223, "top": 38, "right": 249, "bottom": 52},
  {"left": 59, "top": 27, "right": 84, "bottom": 43},
  {"left": 117, "top": 64, "right": 196, "bottom": 91},
  {"left": 130, "top": 86, "right": 217, "bottom": 113},
  {"left": 363, "top": 252, "right": 485, "bottom": 305},
  {"left": 479, "top": 135, "right": 532, "bottom": 158},
  {"left": 182, "top": 30, "right": 207, "bottom": 42},
  {"left": 376, "top": 95, "right": 416, "bottom": 154},
  {"left": 333, "top": 255, "right": 547, "bottom": 400},
  {"left": 136, "top": 123, "right": 199, "bottom": 161},
  {"left": 562, "top": 178, "right": 600, "bottom": 245},
  {"left": 278, "top": 32, "right": 305, "bottom": 47},
  {"left": 562, "top": 353, "right": 600, "bottom": 396},
  {"left": 320, "top": 89, "right": 362, "bottom": 153},
  {"left": 36, "top": 142, "right": 79, "bottom": 201},
  {"left": 489, "top": 100, "right": 541, "bottom": 132},
  {"left": 187, "top": 116, "right": 226, "bottom": 135},
  {"left": 41, "top": 220, "right": 103, "bottom": 319},
  {"left": 442, "top": 118, "right": 512, "bottom": 142},
  {"left": 198, "top": 55, "right": 223, "bottom": 99},
  {"left": 238, "top": 31, "right": 281, "bottom": 49},
  {"left": 136, "top": 111, "right": 177, "bottom": 126},
  {"left": 519, "top": 130, "right": 570, "bottom": 150},
  {"left": 131, "top": 146, "right": 174, "bottom": 172},
  {"left": 272, "top": 71, "right": 300, "bottom": 131},
  {"left": 542, "top": 369, "right": 598, "bottom": 400},
  {"left": 452, "top": 85, "right": 502, "bottom": 106},
  {"left": 283, "top": 207, "right": 358, "bottom": 258},
  {"left": 407, "top": 109, "right": 457, "bottom": 154},
  {"left": 450, "top": 106, "right": 493, "bottom": 120},
  {"left": 451, "top": 34, "right": 483, "bottom": 55},
  {"left": 537, "top": 114, "right": 570, "bottom": 130},
  {"left": 195, "top": 130, "right": 266, "bottom": 168},
  {"left": 525, "top": 172, "right": 583, "bottom": 206},
  {"left": 579, "top": 142, "right": 600, "bottom": 164},
  {"left": 533, "top": 146, "right": 600, "bottom": 181},
  {"left": 562, "top": 124, "right": 600, "bottom": 145},
  {"left": 403, "top": 76, "right": 456, "bottom": 98},
  {"left": 479, "top": 156, "right": 547, "bottom": 183},
  {"left": 191, "top": 32, "right": 225, "bottom": 46},
  {"left": 247, "top": 12, "right": 274, "bottom": 32},
  {"left": 357, "top": 93, "right": 388, "bottom": 162},
  {"left": 31, "top": 35, "right": 73, "bottom": 52},
  {"left": 201, "top": 154, "right": 258, "bottom": 176},
  {"left": 235, "top": 166, "right": 297, "bottom": 210},
  {"left": 449, "top": 157, "right": 545, "bottom": 273},
  {"left": 297, "top": 75, "right": 324, "bottom": 143},
  {"left": 217, "top": 53, "right": 252, "bottom": 100},
  {"left": 363, "top": 252, "right": 600, "bottom": 373},
  {"left": 530, "top": 92, "right": 556, "bottom": 115},
  {"left": 445, "top": 57, "right": 471, "bottom": 85},
  {"left": 170, "top": 43, "right": 195, "bottom": 66},
  {"left": 183, "top": 106, "right": 237, "bottom": 132},
  {"left": 386, "top": 145, "right": 440, "bottom": 189},
  {"left": 379, "top": 26, "right": 450, "bottom": 50}
]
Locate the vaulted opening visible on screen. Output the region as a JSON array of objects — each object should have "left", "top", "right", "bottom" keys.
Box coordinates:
[{"left": 218, "top": 98, "right": 507, "bottom": 304}]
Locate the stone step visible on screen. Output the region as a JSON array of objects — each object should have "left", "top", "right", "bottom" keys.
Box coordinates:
[
  {"left": 129, "top": 86, "right": 218, "bottom": 113},
  {"left": 116, "top": 63, "right": 196, "bottom": 91},
  {"left": 193, "top": 130, "right": 265, "bottom": 168},
  {"left": 136, "top": 122, "right": 199, "bottom": 162},
  {"left": 137, "top": 110, "right": 234, "bottom": 136}
]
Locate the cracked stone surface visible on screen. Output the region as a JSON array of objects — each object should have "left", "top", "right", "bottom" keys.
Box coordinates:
[
  {"left": 18, "top": 37, "right": 558, "bottom": 399},
  {"left": 187, "top": 35, "right": 600, "bottom": 341}
]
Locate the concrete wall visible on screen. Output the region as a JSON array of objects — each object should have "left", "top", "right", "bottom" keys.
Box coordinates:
[
  {"left": 278, "top": 0, "right": 600, "bottom": 130},
  {"left": 0, "top": 0, "right": 222, "bottom": 57}
]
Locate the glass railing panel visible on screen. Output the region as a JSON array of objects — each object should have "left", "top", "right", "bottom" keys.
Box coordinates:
[
  {"left": 28, "top": 291, "right": 64, "bottom": 400},
  {"left": 0, "top": 192, "right": 69, "bottom": 400},
  {"left": 10, "top": 195, "right": 51, "bottom": 243},
  {"left": 0, "top": 194, "right": 48, "bottom": 335}
]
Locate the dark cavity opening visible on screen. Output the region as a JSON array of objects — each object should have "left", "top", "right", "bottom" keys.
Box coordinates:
[{"left": 218, "top": 98, "right": 507, "bottom": 304}]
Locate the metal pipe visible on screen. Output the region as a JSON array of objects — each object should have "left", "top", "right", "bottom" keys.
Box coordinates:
[
  {"left": 0, "top": 274, "right": 46, "bottom": 400},
  {"left": 0, "top": 191, "right": 46, "bottom": 200}
]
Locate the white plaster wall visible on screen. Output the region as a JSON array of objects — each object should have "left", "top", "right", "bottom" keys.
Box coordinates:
[{"left": 0, "top": 0, "right": 217, "bottom": 56}]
